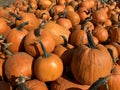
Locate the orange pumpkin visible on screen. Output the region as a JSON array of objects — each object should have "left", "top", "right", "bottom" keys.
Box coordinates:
[
  {"left": 4, "top": 52, "right": 34, "bottom": 86},
  {"left": 43, "top": 20, "right": 71, "bottom": 45},
  {"left": 34, "top": 40, "right": 63, "bottom": 82},
  {"left": 16, "top": 76, "right": 48, "bottom": 90},
  {"left": 24, "top": 20, "right": 55, "bottom": 57},
  {"left": 71, "top": 29, "right": 112, "bottom": 85},
  {"left": 6, "top": 21, "right": 28, "bottom": 54}
]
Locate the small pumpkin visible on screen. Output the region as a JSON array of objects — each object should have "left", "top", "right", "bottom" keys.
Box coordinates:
[
  {"left": 53, "top": 35, "right": 74, "bottom": 67},
  {"left": 0, "top": 18, "right": 11, "bottom": 38},
  {"left": 92, "top": 24, "right": 109, "bottom": 43},
  {"left": 92, "top": 7, "right": 108, "bottom": 24},
  {"left": 6, "top": 21, "right": 28, "bottom": 54},
  {"left": 66, "top": 10, "right": 80, "bottom": 25},
  {"left": 4, "top": 52, "right": 34, "bottom": 86},
  {"left": 34, "top": 40, "right": 63, "bottom": 82},
  {"left": 10, "top": 12, "right": 41, "bottom": 31}
]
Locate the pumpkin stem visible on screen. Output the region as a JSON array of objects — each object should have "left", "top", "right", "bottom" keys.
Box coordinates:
[
  {"left": 61, "top": 35, "right": 68, "bottom": 47},
  {"left": 17, "top": 21, "right": 29, "bottom": 30},
  {"left": 86, "top": 28, "right": 96, "bottom": 48},
  {"left": 107, "top": 48, "right": 117, "bottom": 64},
  {"left": 58, "top": 9, "right": 66, "bottom": 18},
  {"left": 9, "top": 12, "right": 22, "bottom": 20},
  {"left": 16, "top": 75, "right": 30, "bottom": 90},
  {"left": 34, "top": 20, "right": 46, "bottom": 37},
  {"left": 81, "top": 16, "right": 92, "bottom": 30},
  {"left": 1, "top": 42, "right": 13, "bottom": 56},
  {"left": 37, "top": 40, "right": 49, "bottom": 58},
  {"left": 88, "top": 75, "right": 110, "bottom": 90}
]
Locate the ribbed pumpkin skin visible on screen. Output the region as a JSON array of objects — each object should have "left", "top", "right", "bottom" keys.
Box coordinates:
[{"left": 71, "top": 44, "right": 113, "bottom": 85}]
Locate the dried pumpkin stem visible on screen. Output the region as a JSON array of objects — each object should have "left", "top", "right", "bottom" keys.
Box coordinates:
[
  {"left": 17, "top": 21, "right": 29, "bottom": 30},
  {"left": 34, "top": 20, "right": 46, "bottom": 37},
  {"left": 16, "top": 76, "right": 30, "bottom": 90},
  {"left": 9, "top": 12, "right": 22, "bottom": 20},
  {"left": 86, "top": 28, "right": 96, "bottom": 48}
]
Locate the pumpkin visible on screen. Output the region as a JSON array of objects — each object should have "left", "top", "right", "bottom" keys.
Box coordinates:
[
  {"left": 92, "top": 7, "right": 108, "bottom": 24},
  {"left": 56, "top": 17, "right": 72, "bottom": 30},
  {"left": 4, "top": 52, "right": 34, "bottom": 86},
  {"left": 0, "top": 6, "right": 16, "bottom": 25},
  {"left": 38, "top": 0, "right": 52, "bottom": 10},
  {"left": 43, "top": 20, "right": 71, "bottom": 45},
  {"left": 0, "top": 18, "right": 11, "bottom": 38},
  {"left": 28, "top": 0, "right": 38, "bottom": 13},
  {"left": 25, "top": 79, "right": 48, "bottom": 90},
  {"left": 6, "top": 21, "right": 28, "bottom": 54},
  {"left": 70, "top": 29, "right": 88, "bottom": 46},
  {"left": 24, "top": 20, "right": 55, "bottom": 57},
  {"left": 50, "top": 75, "right": 90, "bottom": 90},
  {"left": 16, "top": 76, "right": 48, "bottom": 90},
  {"left": 35, "top": 9, "right": 51, "bottom": 20},
  {"left": 66, "top": 10, "right": 80, "bottom": 25},
  {"left": 77, "top": 7, "right": 91, "bottom": 21},
  {"left": 71, "top": 28, "right": 112, "bottom": 85},
  {"left": 109, "top": 24, "right": 120, "bottom": 43},
  {"left": 90, "top": 49, "right": 120, "bottom": 90},
  {"left": 13, "top": 0, "right": 29, "bottom": 12},
  {"left": 10, "top": 12, "right": 41, "bottom": 31},
  {"left": 34, "top": 40, "right": 63, "bottom": 82},
  {"left": 105, "top": 44, "right": 119, "bottom": 60},
  {"left": 79, "top": 0, "right": 95, "bottom": 9},
  {"left": 53, "top": 35, "right": 74, "bottom": 67},
  {"left": 92, "top": 24, "right": 109, "bottom": 43}
]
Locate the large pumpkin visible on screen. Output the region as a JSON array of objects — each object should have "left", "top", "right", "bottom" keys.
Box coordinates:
[{"left": 71, "top": 29, "right": 113, "bottom": 85}]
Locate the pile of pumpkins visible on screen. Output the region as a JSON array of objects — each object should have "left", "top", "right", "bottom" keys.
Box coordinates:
[{"left": 0, "top": 0, "right": 120, "bottom": 90}]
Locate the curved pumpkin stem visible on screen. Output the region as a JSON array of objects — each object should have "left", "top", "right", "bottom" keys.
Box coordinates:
[
  {"left": 61, "top": 35, "right": 68, "bottom": 47},
  {"left": 86, "top": 28, "right": 96, "bottom": 48},
  {"left": 58, "top": 9, "right": 66, "bottom": 18},
  {"left": 37, "top": 40, "right": 49, "bottom": 58},
  {"left": 17, "top": 21, "right": 29, "bottom": 30},
  {"left": 80, "top": 16, "right": 92, "bottom": 30},
  {"left": 107, "top": 48, "right": 117, "bottom": 65},
  {"left": 9, "top": 12, "right": 22, "bottom": 20},
  {"left": 89, "top": 75, "right": 110, "bottom": 90},
  {"left": 34, "top": 20, "right": 46, "bottom": 37}
]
